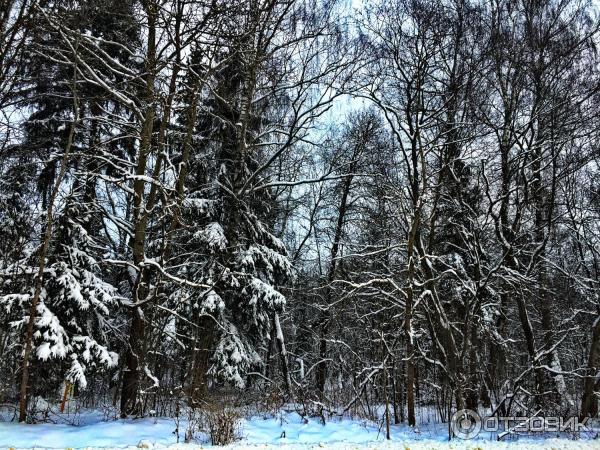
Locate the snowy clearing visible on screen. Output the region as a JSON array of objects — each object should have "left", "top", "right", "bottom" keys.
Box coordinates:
[{"left": 0, "top": 412, "right": 597, "bottom": 450}]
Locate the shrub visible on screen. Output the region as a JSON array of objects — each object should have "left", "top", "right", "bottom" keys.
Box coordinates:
[{"left": 203, "top": 403, "right": 241, "bottom": 446}]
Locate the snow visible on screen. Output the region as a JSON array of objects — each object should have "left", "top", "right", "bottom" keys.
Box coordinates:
[
  {"left": 35, "top": 302, "right": 71, "bottom": 360},
  {"left": 208, "top": 320, "right": 261, "bottom": 387},
  {"left": 243, "top": 278, "right": 285, "bottom": 309},
  {"left": 182, "top": 198, "right": 216, "bottom": 216},
  {"left": 66, "top": 356, "right": 88, "bottom": 389},
  {"left": 199, "top": 290, "right": 225, "bottom": 314},
  {"left": 194, "top": 222, "right": 227, "bottom": 251},
  {"left": 0, "top": 411, "right": 597, "bottom": 449},
  {"left": 0, "top": 417, "right": 177, "bottom": 449}
]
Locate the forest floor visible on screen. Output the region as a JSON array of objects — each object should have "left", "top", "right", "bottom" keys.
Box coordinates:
[{"left": 0, "top": 409, "right": 598, "bottom": 449}]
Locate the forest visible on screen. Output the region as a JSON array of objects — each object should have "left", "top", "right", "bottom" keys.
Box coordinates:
[{"left": 0, "top": 0, "right": 600, "bottom": 444}]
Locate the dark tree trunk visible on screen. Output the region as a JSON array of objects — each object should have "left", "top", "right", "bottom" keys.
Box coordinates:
[{"left": 581, "top": 316, "right": 600, "bottom": 418}]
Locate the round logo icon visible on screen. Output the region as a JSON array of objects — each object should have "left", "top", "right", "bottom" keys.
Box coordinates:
[{"left": 451, "top": 409, "right": 481, "bottom": 439}]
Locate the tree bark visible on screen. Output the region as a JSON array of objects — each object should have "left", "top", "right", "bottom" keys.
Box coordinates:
[
  {"left": 120, "top": 1, "right": 158, "bottom": 417},
  {"left": 581, "top": 315, "right": 600, "bottom": 418}
]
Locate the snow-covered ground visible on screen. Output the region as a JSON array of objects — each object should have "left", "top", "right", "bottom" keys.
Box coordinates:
[{"left": 0, "top": 411, "right": 597, "bottom": 449}]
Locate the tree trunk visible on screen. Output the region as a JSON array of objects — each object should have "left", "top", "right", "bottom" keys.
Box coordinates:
[
  {"left": 189, "top": 316, "right": 215, "bottom": 404},
  {"left": 274, "top": 312, "right": 292, "bottom": 394},
  {"left": 120, "top": 303, "right": 146, "bottom": 416},
  {"left": 317, "top": 170, "right": 354, "bottom": 396},
  {"left": 119, "top": 1, "right": 158, "bottom": 417},
  {"left": 581, "top": 315, "right": 600, "bottom": 418}
]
